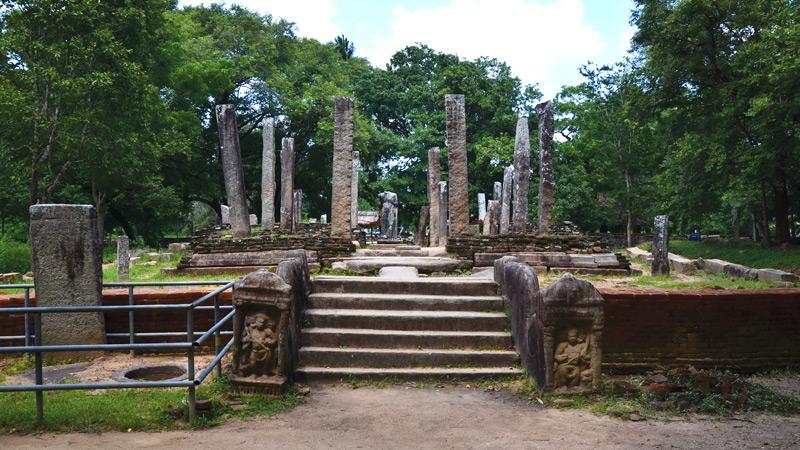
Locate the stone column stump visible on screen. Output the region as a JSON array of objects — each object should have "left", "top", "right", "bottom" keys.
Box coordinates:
[
  {"left": 652, "top": 215, "right": 670, "bottom": 276},
  {"left": 116, "top": 235, "right": 129, "bottom": 280}
]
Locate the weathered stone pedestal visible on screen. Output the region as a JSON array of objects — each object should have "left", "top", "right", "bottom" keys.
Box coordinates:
[{"left": 230, "top": 270, "right": 292, "bottom": 395}]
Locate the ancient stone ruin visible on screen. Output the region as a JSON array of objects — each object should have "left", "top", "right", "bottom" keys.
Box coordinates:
[{"left": 215, "top": 104, "right": 251, "bottom": 238}]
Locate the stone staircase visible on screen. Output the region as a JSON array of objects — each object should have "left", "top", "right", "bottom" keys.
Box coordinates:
[{"left": 296, "top": 276, "right": 522, "bottom": 381}]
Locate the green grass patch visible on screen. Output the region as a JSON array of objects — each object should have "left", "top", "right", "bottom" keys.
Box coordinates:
[
  {"left": 642, "top": 240, "right": 800, "bottom": 273},
  {"left": 0, "top": 375, "right": 303, "bottom": 433}
]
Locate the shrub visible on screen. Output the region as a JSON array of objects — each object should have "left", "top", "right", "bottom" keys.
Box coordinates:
[{"left": 0, "top": 238, "right": 30, "bottom": 273}]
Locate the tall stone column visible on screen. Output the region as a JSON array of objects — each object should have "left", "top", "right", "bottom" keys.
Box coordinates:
[
  {"left": 261, "top": 117, "right": 276, "bottom": 229},
  {"left": 292, "top": 189, "right": 303, "bottom": 230},
  {"left": 280, "top": 137, "right": 295, "bottom": 231},
  {"left": 29, "top": 204, "right": 106, "bottom": 360},
  {"left": 484, "top": 200, "right": 500, "bottom": 235},
  {"left": 500, "top": 165, "right": 514, "bottom": 234},
  {"left": 438, "top": 181, "right": 448, "bottom": 246},
  {"left": 416, "top": 205, "right": 430, "bottom": 246},
  {"left": 351, "top": 150, "right": 360, "bottom": 228},
  {"left": 477, "top": 193, "right": 487, "bottom": 221},
  {"left": 512, "top": 117, "right": 531, "bottom": 233},
  {"left": 536, "top": 101, "right": 555, "bottom": 234},
  {"left": 652, "top": 215, "right": 670, "bottom": 276},
  {"left": 493, "top": 182, "right": 502, "bottom": 202},
  {"left": 116, "top": 235, "right": 129, "bottom": 280},
  {"left": 331, "top": 97, "right": 354, "bottom": 238},
  {"left": 445, "top": 94, "right": 469, "bottom": 236},
  {"left": 216, "top": 104, "right": 250, "bottom": 238},
  {"left": 427, "top": 147, "right": 441, "bottom": 246}
]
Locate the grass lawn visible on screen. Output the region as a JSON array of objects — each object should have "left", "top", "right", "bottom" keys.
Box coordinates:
[
  {"left": 642, "top": 240, "right": 800, "bottom": 273},
  {"left": 0, "top": 357, "right": 303, "bottom": 433}
]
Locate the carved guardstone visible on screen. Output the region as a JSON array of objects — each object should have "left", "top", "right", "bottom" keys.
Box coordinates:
[
  {"left": 231, "top": 270, "right": 292, "bottom": 395},
  {"left": 539, "top": 273, "right": 604, "bottom": 393}
]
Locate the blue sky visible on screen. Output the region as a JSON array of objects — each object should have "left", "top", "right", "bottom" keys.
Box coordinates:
[{"left": 179, "top": 0, "right": 637, "bottom": 98}]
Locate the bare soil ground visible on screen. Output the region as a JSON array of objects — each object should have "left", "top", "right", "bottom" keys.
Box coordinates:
[{"left": 3, "top": 385, "right": 799, "bottom": 449}]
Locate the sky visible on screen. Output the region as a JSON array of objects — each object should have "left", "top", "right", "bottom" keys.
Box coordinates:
[{"left": 178, "top": 0, "right": 637, "bottom": 98}]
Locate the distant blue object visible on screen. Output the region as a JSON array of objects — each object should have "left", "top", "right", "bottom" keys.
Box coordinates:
[{"left": 689, "top": 229, "right": 702, "bottom": 241}]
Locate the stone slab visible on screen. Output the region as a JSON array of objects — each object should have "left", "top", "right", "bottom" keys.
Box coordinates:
[
  {"left": 336, "top": 257, "right": 471, "bottom": 274},
  {"left": 757, "top": 268, "right": 797, "bottom": 282},
  {"left": 550, "top": 267, "right": 631, "bottom": 276},
  {"left": 187, "top": 250, "right": 318, "bottom": 267},
  {"left": 378, "top": 266, "right": 419, "bottom": 278}
]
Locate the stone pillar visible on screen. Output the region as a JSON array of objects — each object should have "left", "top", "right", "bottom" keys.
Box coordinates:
[
  {"left": 477, "top": 193, "right": 487, "bottom": 221},
  {"left": 438, "top": 181, "right": 448, "bottom": 246},
  {"left": 280, "top": 137, "right": 294, "bottom": 231},
  {"left": 320, "top": 214, "right": 327, "bottom": 225},
  {"left": 230, "top": 269, "right": 292, "bottom": 395},
  {"left": 427, "top": 147, "right": 441, "bottom": 247},
  {"left": 445, "top": 94, "right": 469, "bottom": 236},
  {"left": 500, "top": 165, "right": 514, "bottom": 235},
  {"left": 493, "top": 182, "right": 502, "bottom": 202},
  {"left": 261, "top": 117, "right": 276, "bottom": 229},
  {"left": 351, "top": 150, "right": 360, "bottom": 229},
  {"left": 416, "top": 205, "right": 430, "bottom": 246},
  {"left": 215, "top": 104, "right": 251, "bottom": 238},
  {"left": 379, "top": 191, "right": 399, "bottom": 240},
  {"left": 536, "top": 101, "right": 555, "bottom": 234},
  {"left": 483, "top": 200, "right": 500, "bottom": 235},
  {"left": 512, "top": 117, "right": 531, "bottom": 233},
  {"left": 331, "top": 97, "right": 354, "bottom": 238},
  {"left": 539, "top": 274, "right": 604, "bottom": 392},
  {"left": 292, "top": 190, "right": 303, "bottom": 230},
  {"left": 116, "top": 235, "right": 129, "bottom": 280},
  {"left": 220, "top": 205, "right": 230, "bottom": 225},
  {"left": 29, "top": 204, "right": 106, "bottom": 360},
  {"left": 652, "top": 215, "right": 670, "bottom": 276}
]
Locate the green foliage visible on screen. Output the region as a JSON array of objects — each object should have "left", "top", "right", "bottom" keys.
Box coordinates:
[
  {"left": 665, "top": 240, "right": 800, "bottom": 273},
  {"left": 0, "top": 237, "right": 30, "bottom": 273}
]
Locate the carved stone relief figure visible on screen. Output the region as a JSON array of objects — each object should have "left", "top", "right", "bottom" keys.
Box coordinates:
[
  {"left": 239, "top": 311, "right": 279, "bottom": 377},
  {"left": 553, "top": 328, "right": 592, "bottom": 389}
]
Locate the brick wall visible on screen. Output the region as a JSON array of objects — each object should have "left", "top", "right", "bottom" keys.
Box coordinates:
[
  {"left": 600, "top": 288, "right": 800, "bottom": 372},
  {"left": 446, "top": 234, "right": 610, "bottom": 262}
]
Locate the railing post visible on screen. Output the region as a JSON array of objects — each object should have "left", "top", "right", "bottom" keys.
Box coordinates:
[
  {"left": 34, "top": 312, "right": 44, "bottom": 426},
  {"left": 23, "top": 287, "right": 31, "bottom": 351},
  {"left": 128, "top": 286, "right": 135, "bottom": 357},
  {"left": 213, "top": 294, "right": 222, "bottom": 378},
  {"left": 186, "top": 307, "right": 196, "bottom": 422}
]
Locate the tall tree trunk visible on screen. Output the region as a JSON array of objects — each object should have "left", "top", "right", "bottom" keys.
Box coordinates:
[
  {"left": 759, "top": 185, "right": 770, "bottom": 248},
  {"left": 731, "top": 206, "right": 741, "bottom": 240},
  {"left": 92, "top": 183, "right": 107, "bottom": 248},
  {"left": 624, "top": 169, "right": 633, "bottom": 247},
  {"left": 773, "top": 177, "right": 790, "bottom": 243},
  {"left": 751, "top": 210, "right": 758, "bottom": 241}
]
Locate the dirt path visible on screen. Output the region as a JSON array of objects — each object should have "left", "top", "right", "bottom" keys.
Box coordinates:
[{"left": 3, "top": 386, "right": 800, "bottom": 449}]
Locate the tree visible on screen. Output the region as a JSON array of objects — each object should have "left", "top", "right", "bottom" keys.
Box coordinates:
[{"left": 332, "top": 35, "right": 354, "bottom": 60}]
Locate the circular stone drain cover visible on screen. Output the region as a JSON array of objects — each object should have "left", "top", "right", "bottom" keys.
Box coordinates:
[{"left": 113, "top": 363, "right": 187, "bottom": 382}]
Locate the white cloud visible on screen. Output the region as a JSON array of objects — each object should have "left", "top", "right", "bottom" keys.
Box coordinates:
[
  {"left": 361, "top": 0, "right": 605, "bottom": 98},
  {"left": 178, "top": 0, "right": 340, "bottom": 43}
]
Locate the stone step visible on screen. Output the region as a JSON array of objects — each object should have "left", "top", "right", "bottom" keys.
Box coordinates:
[
  {"left": 307, "top": 292, "right": 505, "bottom": 311},
  {"left": 296, "top": 366, "right": 524, "bottom": 382},
  {"left": 304, "top": 309, "right": 506, "bottom": 331},
  {"left": 332, "top": 257, "right": 471, "bottom": 274},
  {"left": 299, "top": 347, "right": 518, "bottom": 368},
  {"left": 355, "top": 249, "right": 430, "bottom": 257},
  {"left": 312, "top": 276, "right": 498, "bottom": 296},
  {"left": 368, "top": 244, "right": 420, "bottom": 250},
  {"left": 301, "top": 328, "right": 512, "bottom": 349}
]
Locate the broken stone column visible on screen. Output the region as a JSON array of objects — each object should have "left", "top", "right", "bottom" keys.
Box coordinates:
[
  {"left": 445, "top": 94, "right": 469, "bottom": 236},
  {"left": 29, "top": 204, "right": 106, "bottom": 360},
  {"left": 351, "top": 151, "right": 360, "bottom": 229},
  {"left": 261, "top": 117, "right": 276, "bottom": 229},
  {"left": 493, "top": 182, "right": 502, "bottom": 202},
  {"left": 539, "top": 274, "right": 604, "bottom": 392},
  {"left": 116, "top": 235, "right": 129, "bottom": 280},
  {"left": 292, "top": 189, "right": 303, "bottom": 230},
  {"left": 427, "top": 147, "right": 441, "bottom": 247},
  {"left": 500, "top": 165, "right": 514, "bottom": 235},
  {"left": 379, "top": 191, "right": 399, "bottom": 240},
  {"left": 220, "top": 205, "right": 230, "bottom": 225},
  {"left": 477, "top": 193, "right": 487, "bottom": 221},
  {"left": 652, "top": 215, "right": 670, "bottom": 276},
  {"left": 438, "top": 181, "right": 448, "bottom": 246},
  {"left": 215, "top": 104, "right": 251, "bottom": 238},
  {"left": 320, "top": 214, "right": 327, "bottom": 225},
  {"left": 416, "top": 205, "right": 430, "bottom": 246},
  {"left": 483, "top": 200, "right": 500, "bottom": 235},
  {"left": 230, "top": 269, "right": 292, "bottom": 395},
  {"left": 280, "top": 137, "right": 294, "bottom": 231},
  {"left": 512, "top": 117, "right": 531, "bottom": 233},
  {"left": 331, "top": 97, "right": 354, "bottom": 239},
  {"left": 536, "top": 101, "right": 555, "bottom": 234}
]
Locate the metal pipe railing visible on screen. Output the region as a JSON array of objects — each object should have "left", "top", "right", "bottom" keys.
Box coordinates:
[{"left": 0, "top": 280, "right": 237, "bottom": 424}]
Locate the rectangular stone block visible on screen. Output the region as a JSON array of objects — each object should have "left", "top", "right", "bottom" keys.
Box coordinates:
[
  {"left": 30, "top": 204, "right": 106, "bottom": 360},
  {"left": 331, "top": 97, "right": 354, "bottom": 238},
  {"left": 757, "top": 268, "right": 797, "bottom": 282}
]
